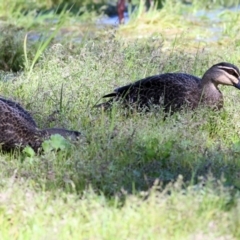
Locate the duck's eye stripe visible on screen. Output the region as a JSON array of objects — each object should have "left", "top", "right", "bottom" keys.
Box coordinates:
[
  {"left": 218, "top": 66, "right": 239, "bottom": 78},
  {"left": 225, "top": 69, "right": 239, "bottom": 78}
]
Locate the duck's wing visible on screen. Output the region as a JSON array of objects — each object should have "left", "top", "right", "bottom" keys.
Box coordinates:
[
  {"left": 103, "top": 73, "right": 200, "bottom": 102},
  {"left": 115, "top": 73, "right": 200, "bottom": 94},
  {"left": 0, "top": 100, "right": 39, "bottom": 151},
  {"left": 95, "top": 73, "right": 201, "bottom": 111},
  {"left": 0, "top": 97, "right": 37, "bottom": 127},
  {"left": 100, "top": 75, "right": 164, "bottom": 101}
]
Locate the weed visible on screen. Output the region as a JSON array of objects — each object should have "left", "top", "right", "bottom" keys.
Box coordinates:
[{"left": 0, "top": 1, "right": 240, "bottom": 238}]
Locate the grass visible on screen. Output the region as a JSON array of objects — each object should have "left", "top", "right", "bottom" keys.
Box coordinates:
[
  {"left": 0, "top": 177, "right": 239, "bottom": 239},
  {"left": 119, "top": 0, "right": 240, "bottom": 51},
  {"left": 1, "top": 0, "right": 240, "bottom": 239},
  {"left": 0, "top": 36, "right": 240, "bottom": 238}
]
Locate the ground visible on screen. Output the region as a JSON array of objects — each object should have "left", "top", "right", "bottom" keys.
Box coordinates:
[{"left": 0, "top": 0, "right": 240, "bottom": 239}]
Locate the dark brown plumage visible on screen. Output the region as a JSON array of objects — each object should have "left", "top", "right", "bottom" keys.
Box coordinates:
[
  {"left": 97, "top": 62, "right": 240, "bottom": 112},
  {"left": 0, "top": 97, "right": 80, "bottom": 152}
]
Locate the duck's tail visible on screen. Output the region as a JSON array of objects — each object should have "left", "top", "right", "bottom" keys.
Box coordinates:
[
  {"left": 93, "top": 92, "right": 117, "bottom": 110},
  {"left": 93, "top": 100, "right": 114, "bottom": 110},
  {"left": 102, "top": 92, "right": 117, "bottom": 98}
]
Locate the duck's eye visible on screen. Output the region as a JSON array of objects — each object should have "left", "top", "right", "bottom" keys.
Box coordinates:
[{"left": 224, "top": 68, "right": 239, "bottom": 78}]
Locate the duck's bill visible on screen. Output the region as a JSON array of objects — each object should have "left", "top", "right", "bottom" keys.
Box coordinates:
[{"left": 233, "top": 79, "right": 240, "bottom": 89}]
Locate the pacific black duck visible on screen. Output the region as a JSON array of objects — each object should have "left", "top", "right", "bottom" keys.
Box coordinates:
[
  {"left": 0, "top": 97, "right": 80, "bottom": 152},
  {"left": 96, "top": 62, "right": 240, "bottom": 112}
]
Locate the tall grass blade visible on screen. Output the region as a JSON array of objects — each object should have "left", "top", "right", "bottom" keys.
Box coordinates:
[
  {"left": 26, "top": 4, "right": 69, "bottom": 74},
  {"left": 23, "top": 33, "right": 29, "bottom": 70}
]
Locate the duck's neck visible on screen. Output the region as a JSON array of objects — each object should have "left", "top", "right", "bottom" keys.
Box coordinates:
[{"left": 200, "top": 81, "right": 223, "bottom": 109}]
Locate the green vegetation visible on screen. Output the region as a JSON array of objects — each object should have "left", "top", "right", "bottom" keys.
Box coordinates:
[
  {"left": 1, "top": 0, "right": 240, "bottom": 239},
  {"left": 0, "top": 177, "right": 239, "bottom": 239}
]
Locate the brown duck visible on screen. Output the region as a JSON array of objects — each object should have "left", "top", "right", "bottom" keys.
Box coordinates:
[
  {"left": 97, "top": 62, "right": 240, "bottom": 112},
  {"left": 0, "top": 97, "right": 80, "bottom": 152}
]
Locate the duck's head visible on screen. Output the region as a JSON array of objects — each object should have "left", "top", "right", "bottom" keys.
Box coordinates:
[
  {"left": 44, "top": 128, "right": 81, "bottom": 141},
  {"left": 202, "top": 62, "right": 240, "bottom": 89}
]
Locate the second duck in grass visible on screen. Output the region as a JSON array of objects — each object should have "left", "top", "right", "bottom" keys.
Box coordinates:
[
  {"left": 96, "top": 62, "right": 240, "bottom": 112},
  {"left": 0, "top": 97, "right": 80, "bottom": 152}
]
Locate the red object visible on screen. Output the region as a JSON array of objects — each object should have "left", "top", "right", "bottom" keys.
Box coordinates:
[
  {"left": 117, "top": 0, "right": 125, "bottom": 24},
  {"left": 117, "top": 0, "right": 153, "bottom": 24}
]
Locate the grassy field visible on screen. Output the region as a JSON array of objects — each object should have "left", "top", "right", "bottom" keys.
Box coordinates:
[{"left": 1, "top": 0, "right": 240, "bottom": 239}]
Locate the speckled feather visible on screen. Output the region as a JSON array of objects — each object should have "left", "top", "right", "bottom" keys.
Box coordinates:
[
  {"left": 0, "top": 97, "right": 37, "bottom": 127},
  {"left": 0, "top": 98, "right": 80, "bottom": 152},
  {"left": 109, "top": 73, "right": 201, "bottom": 112}
]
